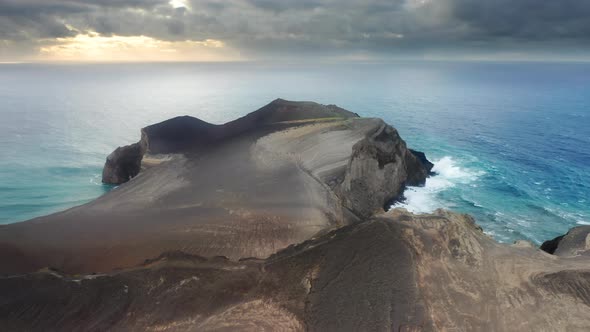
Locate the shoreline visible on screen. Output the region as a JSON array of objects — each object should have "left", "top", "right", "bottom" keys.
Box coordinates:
[{"left": 2, "top": 147, "right": 585, "bottom": 247}]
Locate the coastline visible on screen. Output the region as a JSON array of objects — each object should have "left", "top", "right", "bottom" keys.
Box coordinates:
[
  {"left": 1, "top": 99, "right": 589, "bottom": 330},
  {"left": 2, "top": 62, "right": 588, "bottom": 241}
]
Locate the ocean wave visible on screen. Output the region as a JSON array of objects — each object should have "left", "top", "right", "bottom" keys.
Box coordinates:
[
  {"left": 460, "top": 196, "right": 484, "bottom": 208},
  {"left": 484, "top": 211, "right": 542, "bottom": 243},
  {"left": 391, "top": 156, "right": 483, "bottom": 213},
  {"left": 543, "top": 206, "right": 589, "bottom": 226}
]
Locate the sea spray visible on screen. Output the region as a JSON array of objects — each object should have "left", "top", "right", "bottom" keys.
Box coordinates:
[{"left": 392, "top": 156, "right": 484, "bottom": 213}]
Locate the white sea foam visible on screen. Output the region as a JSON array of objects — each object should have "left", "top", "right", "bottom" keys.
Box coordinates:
[
  {"left": 543, "top": 206, "right": 589, "bottom": 226},
  {"left": 90, "top": 174, "right": 102, "bottom": 185},
  {"left": 391, "top": 156, "right": 482, "bottom": 213}
]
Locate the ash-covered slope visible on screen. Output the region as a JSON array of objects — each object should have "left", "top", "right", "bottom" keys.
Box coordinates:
[
  {"left": 2, "top": 210, "right": 590, "bottom": 331},
  {"left": 102, "top": 99, "right": 357, "bottom": 184},
  {"left": 0, "top": 99, "right": 430, "bottom": 275}
]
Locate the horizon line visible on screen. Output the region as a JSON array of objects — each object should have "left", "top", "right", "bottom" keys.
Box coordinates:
[{"left": 3, "top": 58, "right": 590, "bottom": 66}]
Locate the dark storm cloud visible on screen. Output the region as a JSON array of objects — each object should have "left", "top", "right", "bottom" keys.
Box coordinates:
[
  {"left": 1, "top": 0, "right": 590, "bottom": 60},
  {"left": 0, "top": 0, "right": 170, "bottom": 40},
  {"left": 449, "top": 0, "right": 590, "bottom": 40}
]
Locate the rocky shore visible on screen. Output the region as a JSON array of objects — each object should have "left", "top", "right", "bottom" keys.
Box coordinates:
[{"left": 0, "top": 99, "right": 589, "bottom": 331}]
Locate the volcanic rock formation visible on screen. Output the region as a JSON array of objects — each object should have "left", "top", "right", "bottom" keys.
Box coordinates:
[
  {"left": 0, "top": 99, "right": 430, "bottom": 275},
  {"left": 541, "top": 225, "right": 590, "bottom": 256},
  {"left": 1, "top": 99, "right": 589, "bottom": 332},
  {"left": 102, "top": 131, "right": 148, "bottom": 184}
]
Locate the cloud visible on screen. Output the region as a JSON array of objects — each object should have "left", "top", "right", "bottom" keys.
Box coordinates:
[
  {"left": 37, "top": 31, "right": 231, "bottom": 61},
  {"left": 1, "top": 0, "right": 589, "bottom": 61}
]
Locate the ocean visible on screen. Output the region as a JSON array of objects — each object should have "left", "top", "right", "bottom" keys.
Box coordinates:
[{"left": 0, "top": 61, "right": 588, "bottom": 244}]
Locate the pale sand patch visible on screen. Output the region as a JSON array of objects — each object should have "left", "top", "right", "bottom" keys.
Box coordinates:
[
  {"left": 197, "top": 299, "right": 304, "bottom": 331},
  {"left": 141, "top": 153, "right": 178, "bottom": 168}
]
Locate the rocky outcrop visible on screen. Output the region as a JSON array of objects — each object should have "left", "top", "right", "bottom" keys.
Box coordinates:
[
  {"left": 101, "top": 131, "right": 148, "bottom": 184},
  {"left": 2, "top": 209, "right": 590, "bottom": 331},
  {"left": 541, "top": 225, "right": 590, "bottom": 256},
  {"left": 409, "top": 149, "right": 434, "bottom": 175},
  {"left": 337, "top": 121, "right": 430, "bottom": 218}
]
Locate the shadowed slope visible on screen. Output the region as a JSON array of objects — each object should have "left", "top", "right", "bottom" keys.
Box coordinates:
[
  {"left": 142, "top": 99, "right": 357, "bottom": 156},
  {"left": 143, "top": 115, "right": 219, "bottom": 154}
]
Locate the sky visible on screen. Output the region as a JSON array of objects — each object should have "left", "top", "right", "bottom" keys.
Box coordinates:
[{"left": 1, "top": 0, "right": 590, "bottom": 62}]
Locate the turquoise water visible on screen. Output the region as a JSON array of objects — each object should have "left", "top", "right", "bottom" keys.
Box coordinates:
[{"left": 0, "top": 62, "right": 588, "bottom": 244}]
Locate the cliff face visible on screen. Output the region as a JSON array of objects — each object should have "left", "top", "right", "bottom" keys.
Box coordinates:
[
  {"left": 101, "top": 130, "right": 148, "bottom": 184},
  {"left": 337, "top": 121, "right": 432, "bottom": 219}
]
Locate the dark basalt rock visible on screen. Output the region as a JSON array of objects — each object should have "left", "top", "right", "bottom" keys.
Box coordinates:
[
  {"left": 337, "top": 121, "right": 432, "bottom": 219},
  {"left": 410, "top": 149, "right": 434, "bottom": 175},
  {"left": 541, "top": 226, "right": 590, "bottom": 256},
  {"left": 540, "top": 234, "right": 565, "bottom": 254},
  {"left": 101, "top": 131, "right": 147, "bottom": 185}
]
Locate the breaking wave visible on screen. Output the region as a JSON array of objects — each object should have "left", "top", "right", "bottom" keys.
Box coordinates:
[{"left": 391, "top": 156, "right": 483, "bottom": 213}]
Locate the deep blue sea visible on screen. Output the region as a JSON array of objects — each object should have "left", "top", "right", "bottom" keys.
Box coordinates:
[{"left": 0, "top": 62, "right": 588, "bottom": 244}]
